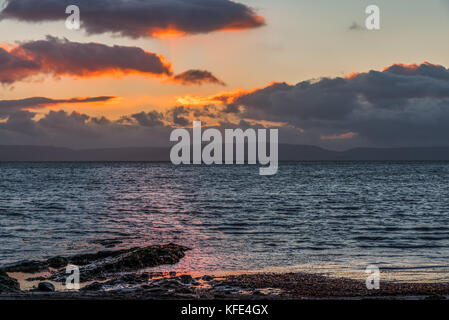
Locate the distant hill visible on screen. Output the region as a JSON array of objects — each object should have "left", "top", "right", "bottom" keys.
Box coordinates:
[
  {"left": 0, "top": 145, "right": 169, "bottom": 161},
  {"left": 279, "top": 145, "right": 449, "bottom": 161},
  {"left": 2, "top": 144, "right": 449, "bottom": 161}
]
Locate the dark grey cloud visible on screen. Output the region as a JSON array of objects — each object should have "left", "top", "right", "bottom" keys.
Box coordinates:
[
  {"left": 131, "top": 111, "right": 165, "bottom": 127},
  {"left": 0, "top": 110, "right": 39, "bottom": 136},
  {"left": 20, "top": 36, "right": 173, "bottom": 76},
  {"left": 0, "top": 95, "right": 115, "bottom": 119},
  {"left": 171, "top": 70, "right": 225, "bottom": 86},
  {"left": 0, "top": 0, "right": 265, "bottom": 38},
  {"left": 0, "top": 109, "right": 173, "bottom": 148},
  {"left": 0, "top": 96, "right": 114, "bottom": 112},
  {"left": 170, "top": 106, "right": 190, "bottom": 126},
  {"left": 221, "top": 62, "right": 449, "bottom": 148},
  {"left": 383, "top": 62, "right": 449, "bottom": 80},
  {"left": 90, "top": 116, "right": 111, "bottom": 126}
]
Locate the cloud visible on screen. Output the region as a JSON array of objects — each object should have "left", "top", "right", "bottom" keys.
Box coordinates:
[
  {"left": 382, "top": 62, "right": 449, "bottom": 79},
  {"left": 1, "top": 37, "right": 224, "bottom": 85},
  {"left": 211, "top": 62, "right": 449, "bottom": 148},
  {"left": 0, "top": 36, "right": 174, "bottom": 84},
  {"left": 0, "top": 106, "right": 281, "bottom": 148},
  {"left": 0, "top": 0, "right": 265, "bottom": 38},
  {"left": 321, "top": 132, "right": 358, "bottom": 140},
  {"left": 0, "top": 109, "right": 174, "bottom": 148},
  {"left": 4, "top": 62, "right": 449, "bottom": 150},
  {"left": 0, "top": 96, "right": 114, "bottom": 110},
  {"left": 175, "top": 87, "right": 255, "bottom": 106},
  {"left": 0, "top": 95, "right": 115, "bottom": 117},
  {"left": 129, "top": 111, "right": 165, "bottom": 127},
  {"left": 171, "top": 70, "right": 226, "bottom": 86},
  {"left": 0, "top": 46, "right": 40, "bottom": 83},
  {"left": 170, "top": 106, "right": 191, "bottom": 126}
]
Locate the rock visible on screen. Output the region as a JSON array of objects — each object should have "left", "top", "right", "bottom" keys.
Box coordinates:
[
  {"left": 26, "top": 276, "right": 48, "bottom": 281},
  {"left": 202, "top": 275, "right": 214, "bottom": 281},
  {"left": 102, "top": 279, "right": 123, "bottom": 287},
  {"left": 69, "top": 244, "right": 190, "bottom": 281},
  {"left": 104, "top": 244, "right": 188, "bottom": 271},
  {"left": 47, "top": 256, "right": 68, "bottom": 269},
  {"left": 152, "top": 279, "right": 183, "bottom": 290},
  {"left": 213, "top": 283, "right": 239, "bottom": 293},
  {"left": 0, "top": 270, "right": 20, "bottom": 292},
  {"left": 80, "top": 282, "right": 103, "bottom": 291},
  {"left": 144, "top": 277, "right": 197, "bottom": 296},
  {"left": 6, "top": 244, "right": 190, "bottom": 286},
  {"left": 119, "top": 273, "right": 149, "bottom": 284},
  {"left": 37, "top": 282, "right": 55, "bottom": 292},
  {"left": 176, "top": 286, "right": 195, "bottom": 294},
  {"left": 145, "top": 287, "right": 166, "bottom": 294},
  {"left": 2, "top": 260, "right": 48, "bottom": 273},
  {"left": 100, "top": 273, "right": 149, "bottom": 288},
  {"left": 148, "top": 272, "right": 163, "bottom": 279},
  {"left": 177, "top": 275, "right": 193, "bottom": 284},
  {"left": 425, "top": 294, "right": 446, "bottom": 300},
  {"left": 68, "top": 248, "right": 133, "bottom": 266},
  {"left": 2, "top": 250, "right": 129, "bottom": 274},
  {"left": 3, "top": 250, "right": 129, "bottom": 273}
]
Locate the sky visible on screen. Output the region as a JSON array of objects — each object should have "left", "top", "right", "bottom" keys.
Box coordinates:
[{"left": 1, "top": 0, "right": 449, "bottom": 149}]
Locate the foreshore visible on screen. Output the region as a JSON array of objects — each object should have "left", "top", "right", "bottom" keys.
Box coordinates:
[{"left": 1, "top": 244, "right": 449, "bottom": 300}]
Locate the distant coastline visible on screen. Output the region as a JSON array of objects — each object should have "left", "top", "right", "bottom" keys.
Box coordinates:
[{"left": 3, "top": 144, "right": 449, "bottom": 161}]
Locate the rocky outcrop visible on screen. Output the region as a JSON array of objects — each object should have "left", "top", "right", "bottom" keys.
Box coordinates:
[
  {"left": 0, "top": 270, "right": 20, "bottom": 293},
  {"left": 98, "top": 244, "right": 189, "bottom": 272},
  {"left": 65, "top": 244, "right": 189, "bottom": 282},
  {"left": 0, "top": 244, "right": 191, "bottom": 296},
  {"left": 1, "top": 248, "right": 133, "bottom": 273},
  {"left": 2, "top": 243, "right": 190, "bottom": 280}
]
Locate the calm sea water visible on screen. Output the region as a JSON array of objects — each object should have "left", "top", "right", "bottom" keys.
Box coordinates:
[{"left": 1, "top": 162, "right": 449, "bottom": 281}]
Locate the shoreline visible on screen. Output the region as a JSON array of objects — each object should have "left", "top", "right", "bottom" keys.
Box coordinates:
[
  {"left": 1, "top": 243, "right": 449, "bottom": 300},
  {"left": 1, "top": 271, "right": 449, "bottom": 300}
]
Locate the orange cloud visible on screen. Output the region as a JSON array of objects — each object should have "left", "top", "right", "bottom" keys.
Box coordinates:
[
  {"left": 0, "top": 37, "right": 174, "bottom": 84},
  {"left": 176, "top": 82, "right": 282, "bottom": 106},
  {"left": 146, "top": 14, "right": 265, "bottom": 38},
  {"left": 321, "top": 132, "right": 359, "bottom": 140},
  {"left": 345, "top": 72, "right": 359, "bottom": 79},
  {"left": 176, "top": 90, "right": 247, "bottom": 106},
  {"left": 149, "top": 26, "right": 188, "bottom": 39},
  {"left": 0, "top": 37, "right": 222, "bottom": 87}
]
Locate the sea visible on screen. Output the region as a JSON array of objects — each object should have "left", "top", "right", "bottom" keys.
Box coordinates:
[{"left": 1, "top": 162, "right": 449, "bottom": 282}]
